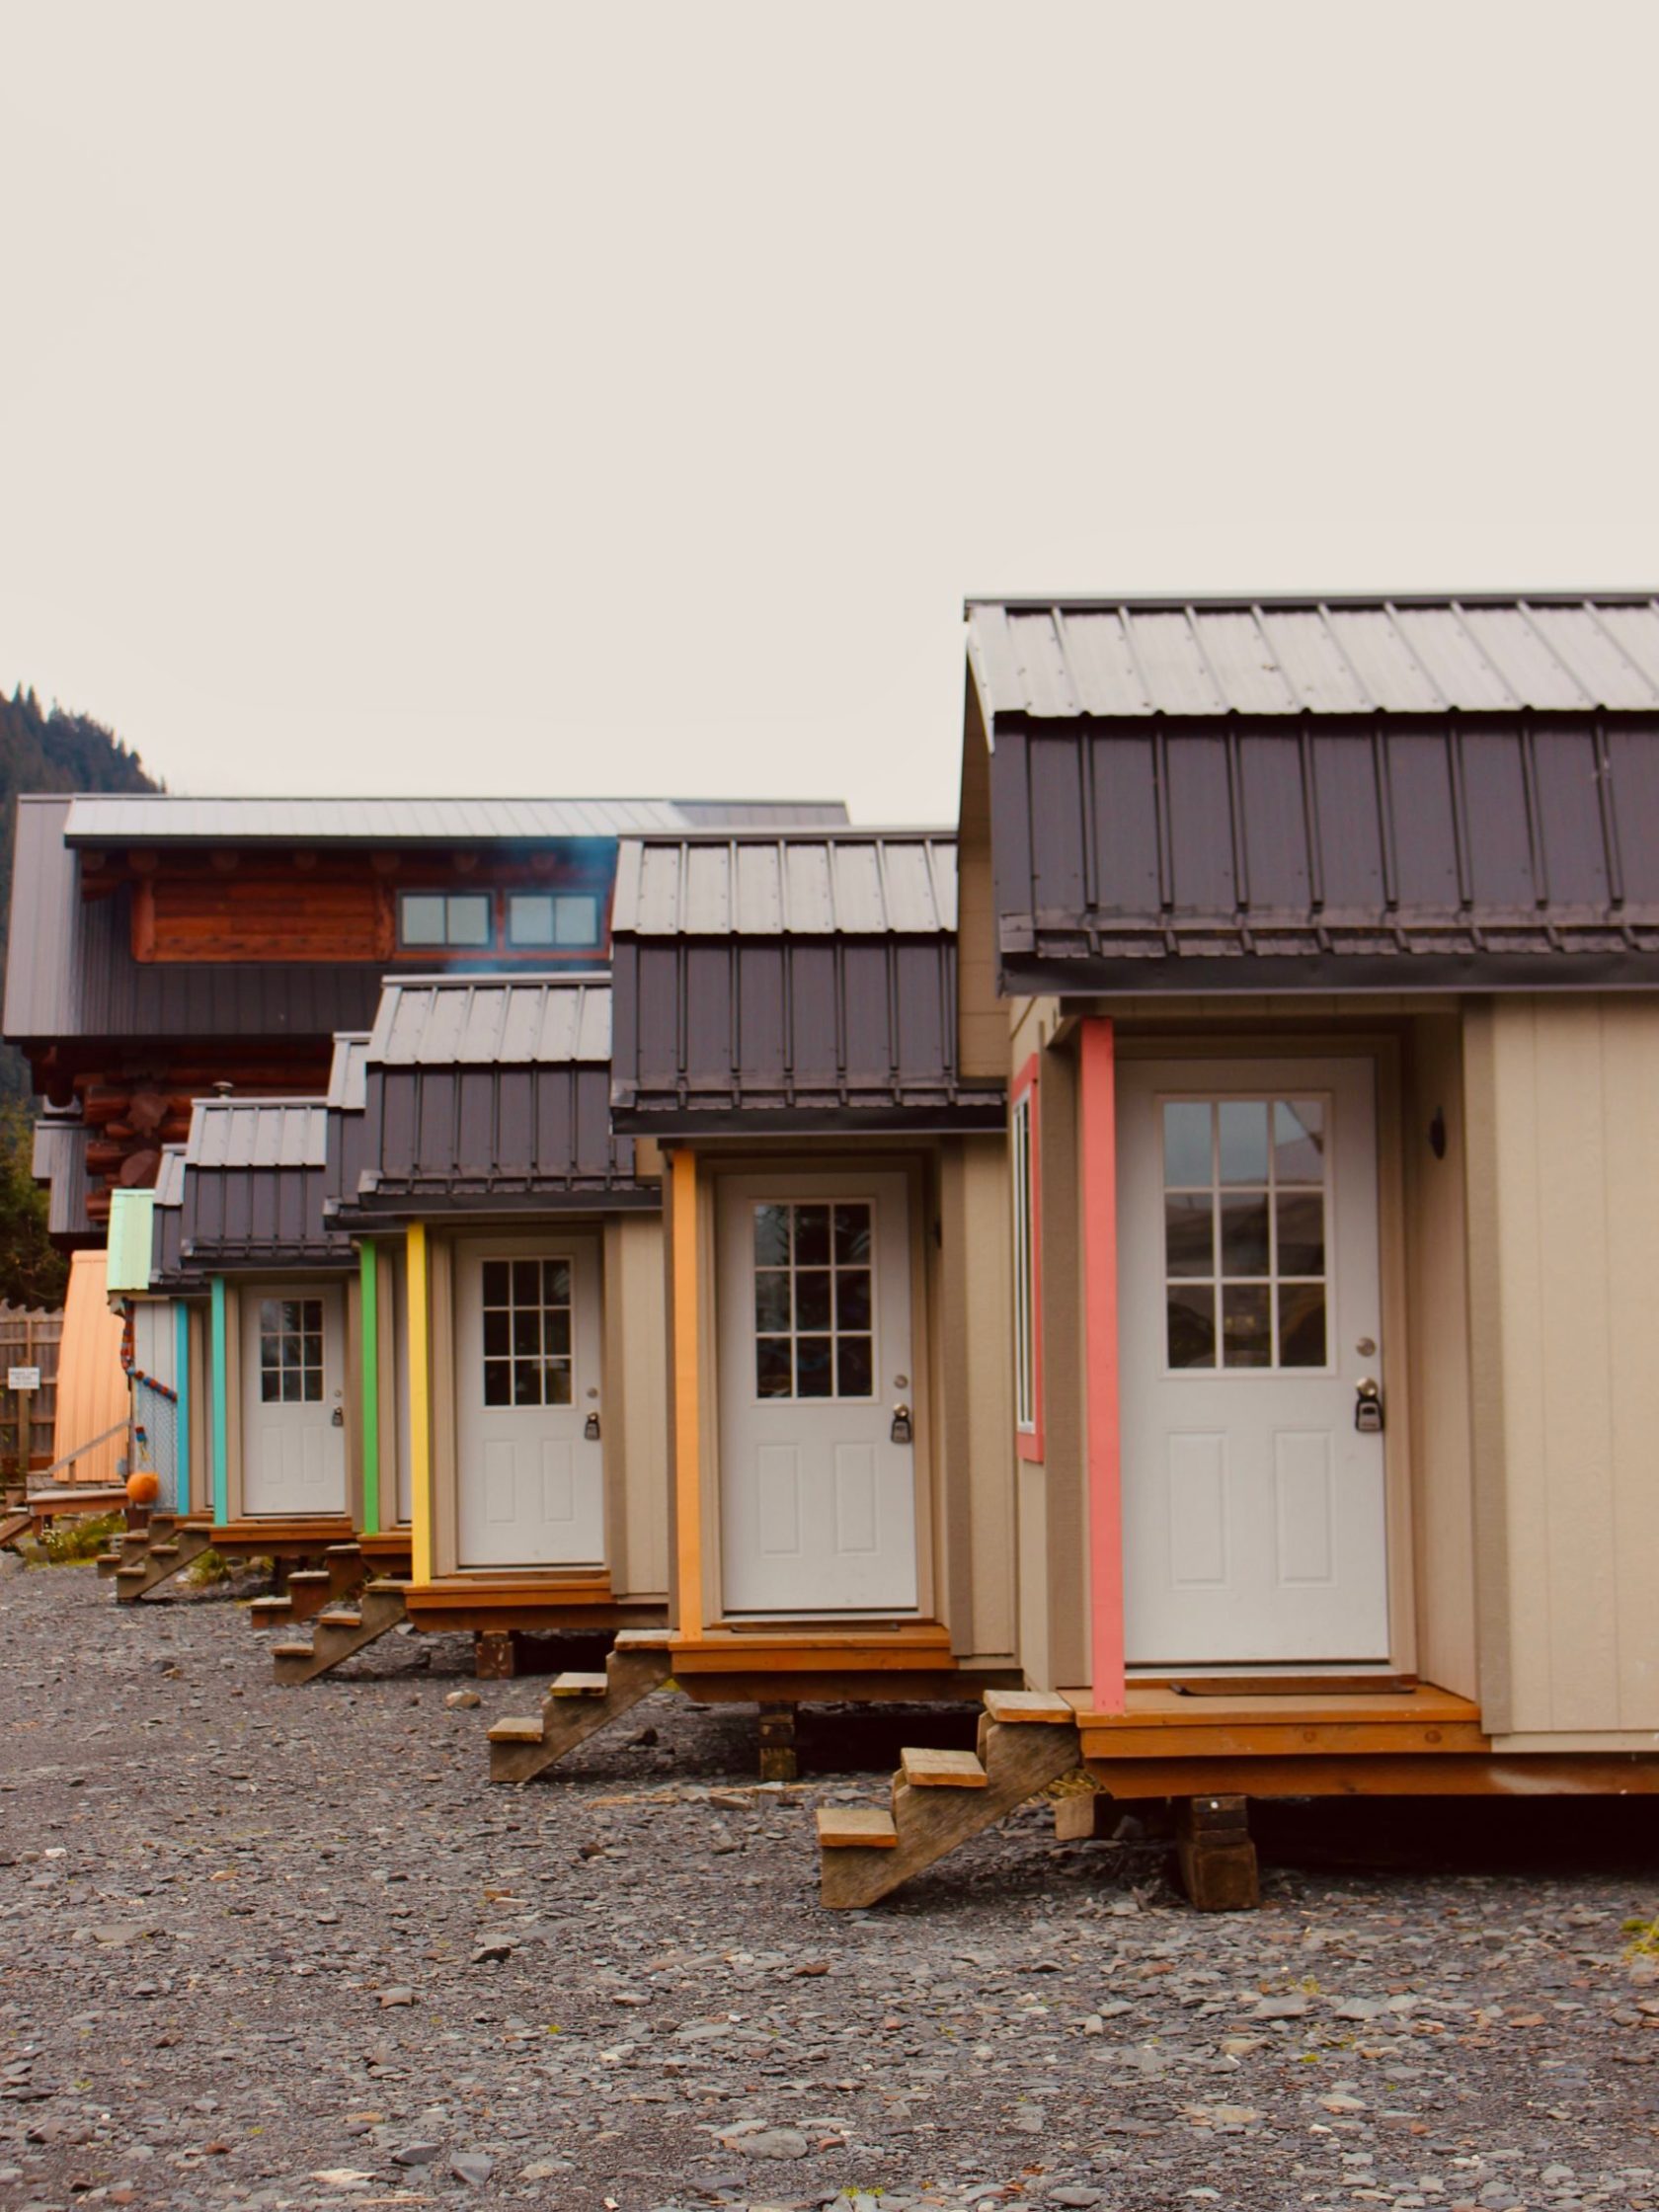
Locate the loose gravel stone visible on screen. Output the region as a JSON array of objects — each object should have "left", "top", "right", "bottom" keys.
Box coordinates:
[{"left": 4, "top": 1564, "right": 1659, "bottom": 2210}]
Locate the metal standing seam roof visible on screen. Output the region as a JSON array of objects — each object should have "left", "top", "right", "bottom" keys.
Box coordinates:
[
  {"left": 149, "top": 1147, "right": 202, "bottom": 1291},
  {"left": 336, "top": 975, "right": 648, "bottom": 1217},
  {"left": 972, "top": 597, "right": 1659, "bottom": 994},
  {"left": 608, "top": 833, "right": 1002, "bottom": 1133},
  {"left": 326, "top": 1033, "right": 370, "bottom": 1113},
  {"left": 366, "top": 976, "right": 612, "bottom": 1066},
  {"left": 180, "top": 1098, "right": 348, "bottom": 1267},
  {"left": 61, "top": 795, "right": 851, "bottom": 846},
  {"left": 968, "top": 595, "right": 1659, "bottom": 721},
  {"left": 610, "top": 832, "right": 958, "bottom": 936}
]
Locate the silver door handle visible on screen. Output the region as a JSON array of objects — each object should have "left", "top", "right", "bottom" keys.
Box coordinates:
[{"left": 891, "top": 1404, "right": 912, "bottom": 1445}]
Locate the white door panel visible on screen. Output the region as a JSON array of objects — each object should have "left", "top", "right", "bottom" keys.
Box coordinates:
[
  {"left": 242, "top": 1287, "right": 348, "bottom": 1517},
  {"left": 1118, "top": 1059, "right": 1390, "bottom": 1665},
  {"left": 718, "top": 1173, "right": 917, "bottom": 1614},
  {"left": 455, "top": 1243, "right": 603, "bottom": 1568}
]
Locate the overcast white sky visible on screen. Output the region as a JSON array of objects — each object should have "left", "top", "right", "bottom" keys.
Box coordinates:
[{"left": 3, "top": 2, "right": 1656, "bottom": 824}]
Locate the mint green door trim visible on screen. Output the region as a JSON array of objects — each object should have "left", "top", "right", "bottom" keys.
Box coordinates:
[
  {"left": 210, "top": 1277, "right": 229, "bottom": 1526},
  {"left": 358, "top": 1242, "right": 380, "bottom": 1536},
  {"left": 174, "top": 1302, "right": 191, "bottom": 1515}
]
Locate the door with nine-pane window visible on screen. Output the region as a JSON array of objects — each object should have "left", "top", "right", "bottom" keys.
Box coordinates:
[
  {"left": 455, "top": 1241, "right": 603, "bottom": 1568},
  {"left": 242, "top": 1285, "right": 348, "bottom": 1516},
  {"left": 718, "top": 1173, "right": 917, "bottom": 1614},
  {"left": 1116, "top": 1059, "right": 1389, "bottom": 1664}
]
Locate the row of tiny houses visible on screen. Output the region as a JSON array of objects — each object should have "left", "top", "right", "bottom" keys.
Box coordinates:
[{"left": 14, "top": 592, "right": 1659, "bottom": 1910}]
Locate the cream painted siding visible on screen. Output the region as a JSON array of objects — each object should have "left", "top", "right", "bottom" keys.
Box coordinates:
[
  {"left": 605, "top": 1213, "right": 670, "bottom": 1600},
  {"left": 937, "top": 1138, "right": 1018, "bottom": 1659},
  {"left": 1404, "top": 1015, "right": 1477, "bottom": 1699},
  {"left": 1466, "top": 996, "right": 1659, "bottom": 1736}
]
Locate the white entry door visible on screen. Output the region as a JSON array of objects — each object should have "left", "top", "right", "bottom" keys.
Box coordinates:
[
  {"left": 718, "top": 1173, "right": 918, "bottom": 1614},
  {"left": 1117, "top": 1059, "right": 1390, "bottom": 1665},
  {"left": 455, "top": 1242, "right": 604, "bottom": 1569},
  {"left": 242, "top": 1287, "right": 348, "bottom": 1516}
]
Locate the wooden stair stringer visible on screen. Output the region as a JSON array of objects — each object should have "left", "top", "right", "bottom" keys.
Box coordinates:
[
  {"left": 272, "top": 1582, "right": 408, "bottom": 1685},
  {"left": 113, "top": 1523, "right": 213, "bottom": 1602},
  {"left": 820, "top": 1716, "right": 1080, "bottom": 1908},
  {"left": 0, "top": 1509, "right": 33, "bottom": 1551},
  {"left": 250, "top": 1543, "right": 367, "bottom": 1631},
  {"left": 489, "top": 1645, "right": 672, "bottom": 1783}
]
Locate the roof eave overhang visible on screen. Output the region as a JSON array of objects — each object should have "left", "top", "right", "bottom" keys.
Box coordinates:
[
  {"left": 611, "top": 1100, "right": 1007, "bottom": 1137},
  {"left": 999, "top": 951, "right": 1659, "bottom": 998},
  {"left": 330, "top": 1186, "right": 660, "bottom": 1225}
]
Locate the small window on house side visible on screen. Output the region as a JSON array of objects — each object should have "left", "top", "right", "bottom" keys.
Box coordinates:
[
  {"left": 508, "top": 892, "right": 601, "bottom": 950},
  {"left": 1012, "top": 1086, "right": 1036, "bottom": 1435},
  {"left": 399, "top": 891, "right": 494, "bottom": 949}
]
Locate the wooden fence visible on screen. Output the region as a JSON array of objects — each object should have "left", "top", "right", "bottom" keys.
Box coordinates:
[{"left": 0, "top": 1304, "right": 63, "bottom": 1474}]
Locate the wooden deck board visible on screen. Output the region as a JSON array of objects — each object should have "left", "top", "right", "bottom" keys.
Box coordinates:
[{"left": 1061, "top": 1681, "right": 1487, "bottom": 1763}]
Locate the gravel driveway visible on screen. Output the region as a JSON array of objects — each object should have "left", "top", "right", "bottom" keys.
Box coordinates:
[{"left": 2, "top": 1557, "right": 1657, "bottom": 2212}]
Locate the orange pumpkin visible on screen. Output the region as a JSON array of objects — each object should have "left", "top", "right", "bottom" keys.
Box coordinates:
[{"left": 125, "top": 1469, "right": 162, "bottom": 1506}]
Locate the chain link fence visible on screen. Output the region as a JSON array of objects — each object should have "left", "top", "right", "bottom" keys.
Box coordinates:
[{"left": 130, "top": 1370, "right": 181, "bottom": 1511}]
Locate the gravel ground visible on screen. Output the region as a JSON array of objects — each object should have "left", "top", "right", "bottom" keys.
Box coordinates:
[{"left": 3, "top": 1557, "right": 1658, "bottom": 2212}]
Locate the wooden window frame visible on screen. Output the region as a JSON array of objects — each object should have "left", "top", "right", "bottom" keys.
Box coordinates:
[{"left": 1012, "top": 1053, "right": 1045, "bottom": 1462}]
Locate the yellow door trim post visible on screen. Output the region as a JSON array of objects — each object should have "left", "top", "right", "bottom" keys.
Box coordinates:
[{"left": 672, "top": 1148, "right": 705, "bottom": 1641}]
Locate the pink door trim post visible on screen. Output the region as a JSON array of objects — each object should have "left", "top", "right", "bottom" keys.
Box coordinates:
[{"left": 1080, "top": 1016, "right": 1126, "bottom": 1714}]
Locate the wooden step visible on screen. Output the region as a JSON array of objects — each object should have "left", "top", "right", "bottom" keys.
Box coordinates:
[
  {"left": 985, "top": 1688, "right": 1075, "bottom": 1725},
  {"left": 490, "top": 1643, "right": 672, "bottom": 1784},
  {"left": 95, "top": 1551, "right": 123, "bottom": 1575},
  {"left": 324, "top": 1542, "right": 361, "bottom": 1558},
  {"left": 899, "top": 1747, "right": 988, "bottom": 1789},
  {"left": 272, "top": 1582, "right": 408, "bottom": 1686},
  {"left": 249, "top": 1596, "right": 292, "bottom": 1621},
  {"left": 288, "top": 1569, "right": 330, "bottom": 1587},
  {"left": 817, "top": 1805, "right": 899, "bottom": 1850},
  {"left": 487, "top": 1716, "right": 545, "bottom": 1746},
  {"left": 823, "top": 1717, "right": 1080, "bottom": 1910},
  {"left": 113, "top": 1523, "right": 214, "bottom": 1603}
]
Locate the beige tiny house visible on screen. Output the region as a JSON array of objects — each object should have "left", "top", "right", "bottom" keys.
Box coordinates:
[
  {"left": 967, "top": 593, "right": 1659, "bottom": 1792},
  {"left": 322, "top": 975, "right": 672, "bottom": 1672}
]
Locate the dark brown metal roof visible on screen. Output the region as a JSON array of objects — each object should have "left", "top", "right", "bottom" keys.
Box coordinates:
[
  {"left": 179, "top": 1098, "right": 351, "bottom": 1271},
  {"left": 970, "top": 597, "right": 1659, "bottom": 995},
  {"left": 987, "top": 709, "right": 1659, "bottom": 993},
  {"left": 335, "top": 977, "right": 652, "bottom": 1219},
  {"left": 150, "top": 1146, "right": 206, "bottom": 1292},
  {"left": 609, "top": 833, "right": 1003, "bottom": 1133}
]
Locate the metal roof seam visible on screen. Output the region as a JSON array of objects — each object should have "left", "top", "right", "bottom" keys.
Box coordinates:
[
  {"left": 1511, "top": 599, "right": 1597, "bottom": 710},
  {"left": 1446, "top": 599, "right": 1524, "bottom": 710}
]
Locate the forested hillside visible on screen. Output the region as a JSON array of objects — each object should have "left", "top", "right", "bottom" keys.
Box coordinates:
[
  {"left": 0, "top": 684, "right": 158, "bottom": 1098},
  {"left": 0, "top": 685, "right": 159, "bottom": 1304}
]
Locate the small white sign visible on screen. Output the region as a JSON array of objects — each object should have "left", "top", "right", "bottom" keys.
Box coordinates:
[{"left": 8, "top": 1367, "right": 40, "bottom": 1392}]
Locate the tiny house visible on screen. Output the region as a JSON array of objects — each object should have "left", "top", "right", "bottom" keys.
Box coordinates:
[
  {"left": 820, "top": 592, "right": 1659, "bottom": 1907},
  {"left": 487, "top": 829, "right": 1018, "bottom": 1780}
]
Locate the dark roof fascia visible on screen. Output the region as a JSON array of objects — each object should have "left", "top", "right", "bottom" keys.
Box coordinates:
[
  {"left": 330, "top": 1185, "right": 660, "bottom": 1225},
  {"left": 611, "top": 1099, "right": 1007, "bottom": 1137},
  {"left": 179, "top": 1243, "right": 355, "bottom": 1274},
  {"left": 1000, "top": 950, "right": 1659, "bottom": 997},
  {"left": 966, "top": 592, "right": 1659, "bottom": 617}
]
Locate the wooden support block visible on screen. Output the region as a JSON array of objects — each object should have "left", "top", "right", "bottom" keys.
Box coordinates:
[
  {"left": 817, "top": 1805, "right": 898, "bottom": 1849},
  {"left": 900, "top": 1747, "right": 988, "bottom": 1789},
  {"left": 475, "top": 1630, "right": 517, "bottom": 1681},
  {"left": 488, "top": 1716, "right": 545, "bottom": 1745},
  {"left": 985, "top": 1688, "right": 1075, "bottom": 1725},
  {"left": 551, "top": 1672, "right": 609, "bottom": 1697},
  {"left": 1174, "top": 1793, "right": 1258, "bottom": 1913},
  {"left": 1054, "top": 1790, "right": 1118, "bottom": 1842},
  {"left": 758, "top": 1701, "right": 799, "bottom": 1783}
]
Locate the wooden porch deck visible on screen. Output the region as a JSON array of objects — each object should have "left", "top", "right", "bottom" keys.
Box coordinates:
[{"left": 400, "top": 1573, "right": 667, "bottom": 1634}]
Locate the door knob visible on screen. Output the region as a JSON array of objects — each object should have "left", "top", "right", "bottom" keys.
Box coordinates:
[
  {"left": 891, "top": 1404, "right": 912, "bottom": 1445},
  {"left": 330, "top": 1406, "right": 345, "bottom": 1429},
  {"left": 1354, "top": 1378, "right": 1383, "bottom": 1435},
  {"left": 585, "top": 1411, "right": 601, "bottom": 1441}
]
